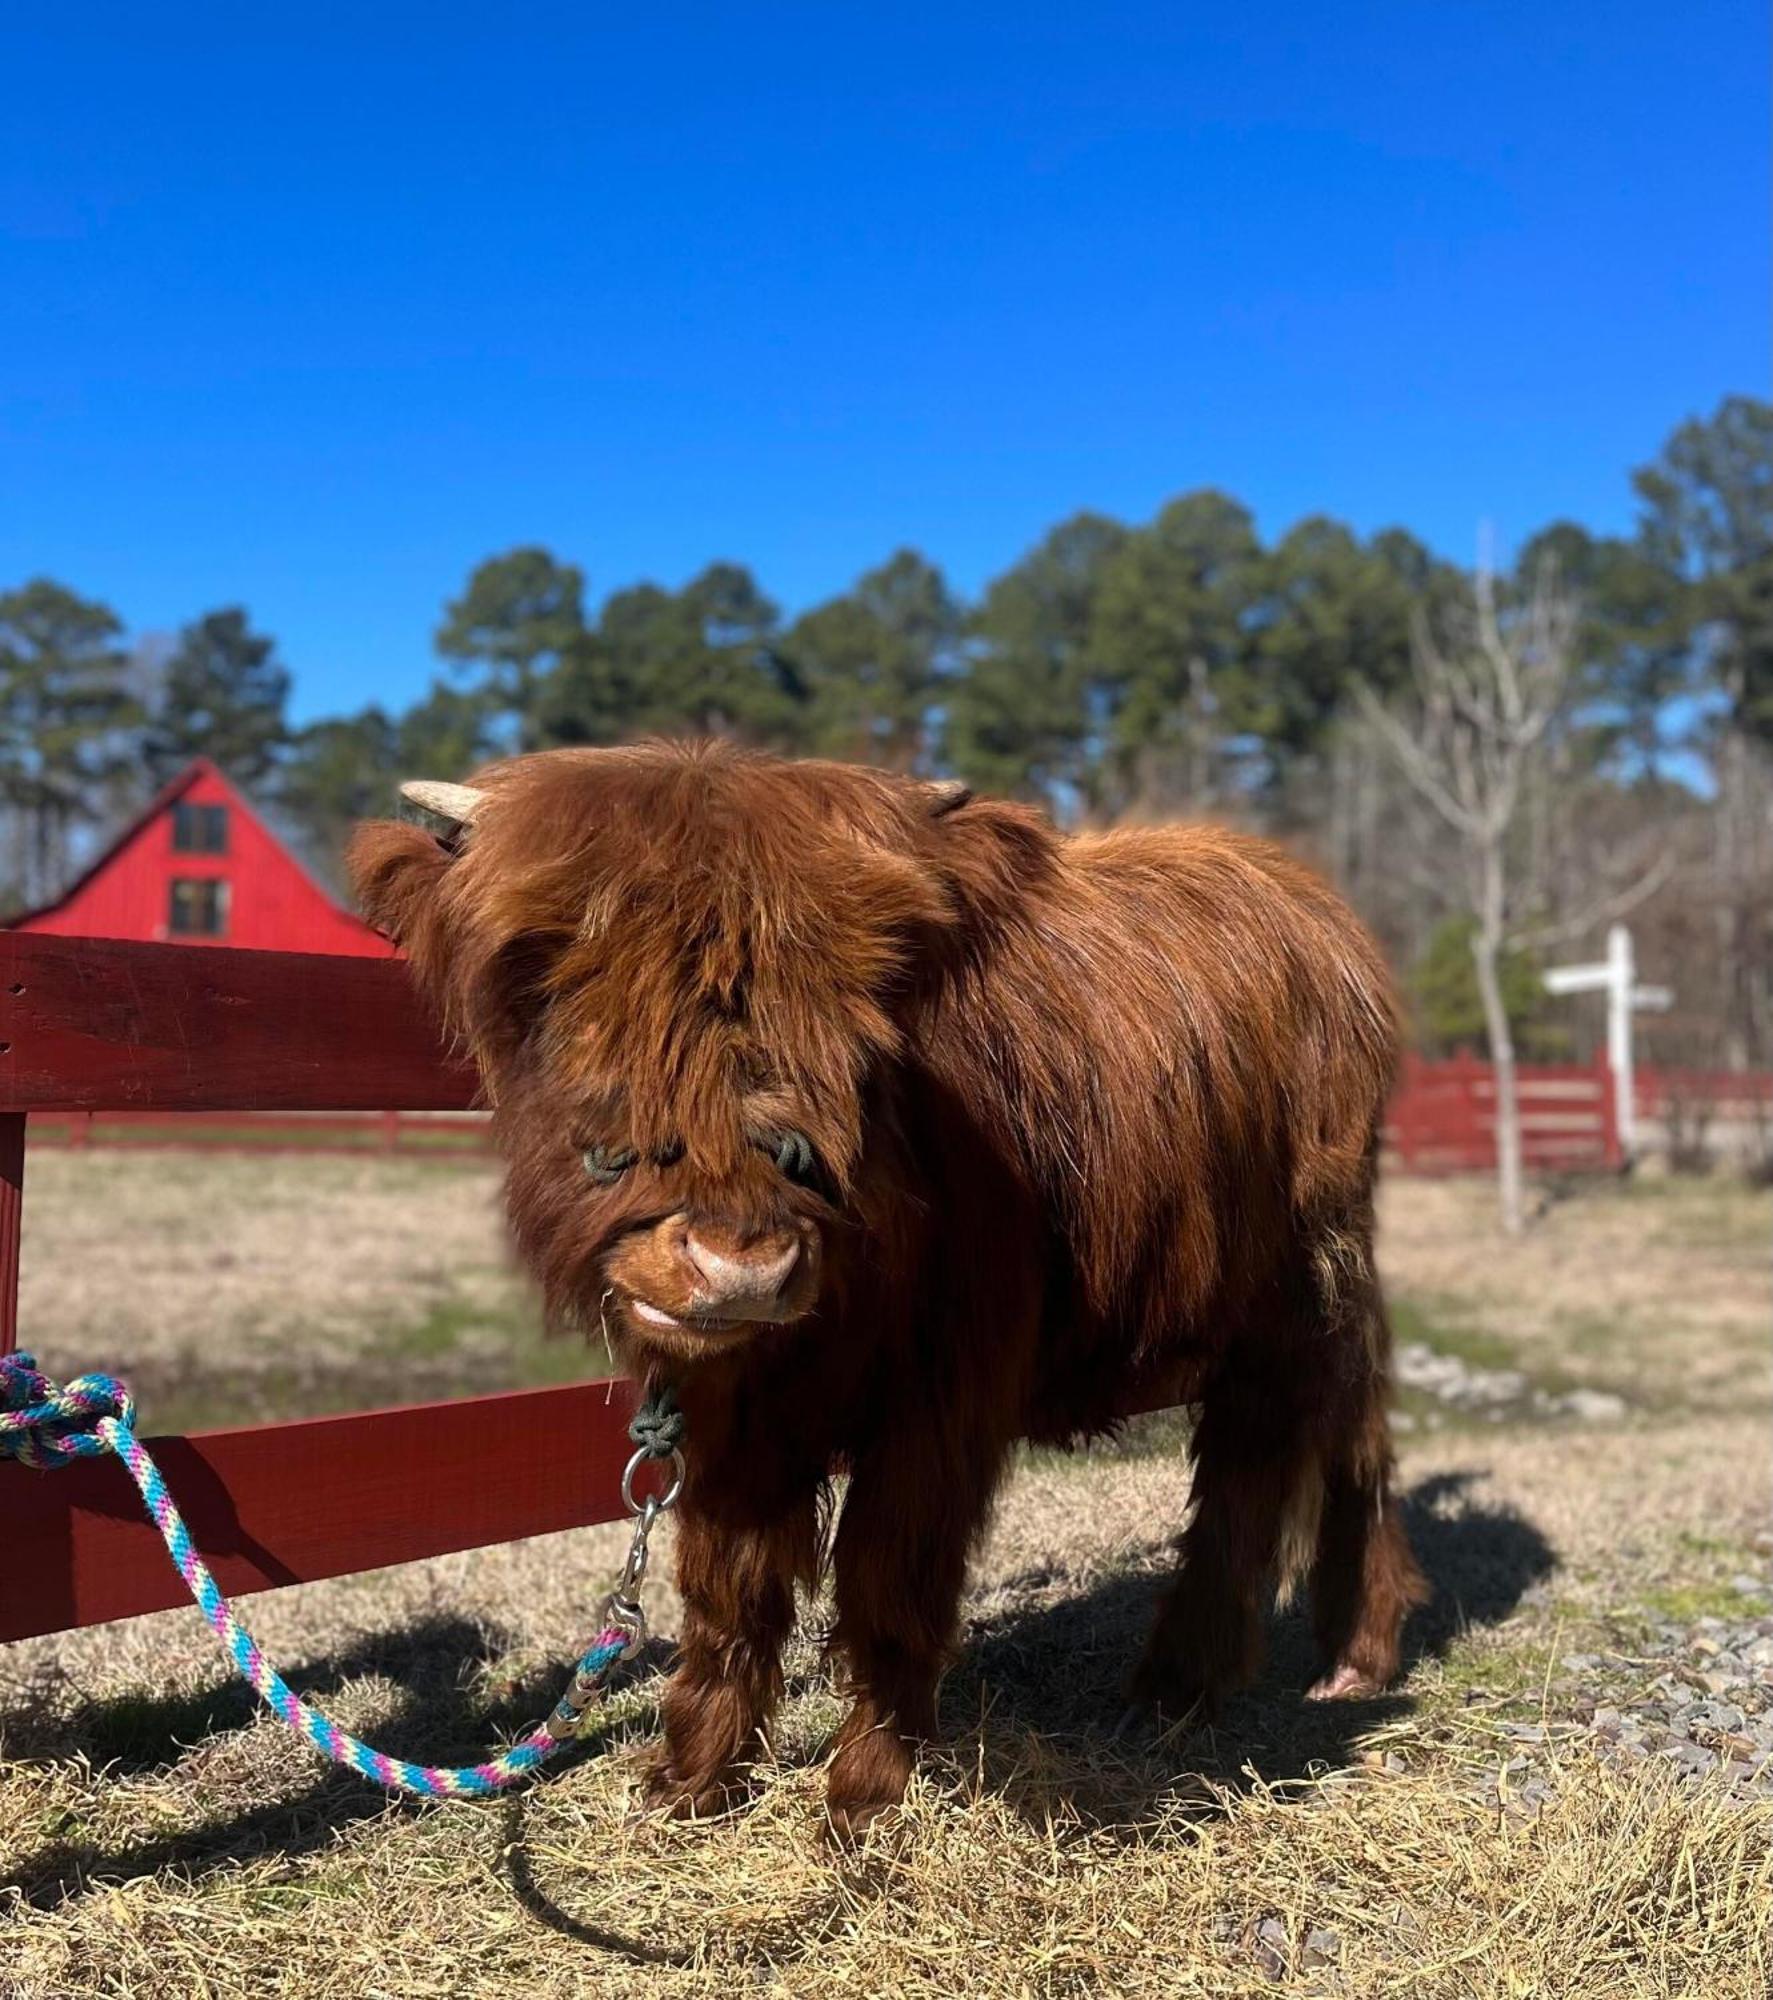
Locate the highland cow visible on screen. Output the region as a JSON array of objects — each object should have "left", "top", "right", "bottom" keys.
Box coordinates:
[{"left": 349, "top": 741, "right": 1425, "bottom": 1835}]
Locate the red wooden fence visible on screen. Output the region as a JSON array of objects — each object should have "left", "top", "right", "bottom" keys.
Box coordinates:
[
  {"left": 1383, "top": 1048, "right": 1622, "bottom": 1175},
  {"left": 0, "top": 931, "right": 643, "bottom": 1645},
  {"left": 17, "top": 1044, "right": 1647, "bottom": 1177}
]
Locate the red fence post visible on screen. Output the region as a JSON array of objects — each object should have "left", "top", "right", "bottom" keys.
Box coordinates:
[
  {"left": 1, "top": 935, "right": 22, "bottom": 1352},
  {"left": 1597, "top": 1045, "right": 1622, "bottom": 1169},
  {"left": 1451, "top": 1046, "right": 1486, "bottom": 1170},
  {"left": 0, "top": 1113, "right": 22, "bottom": 1357}
]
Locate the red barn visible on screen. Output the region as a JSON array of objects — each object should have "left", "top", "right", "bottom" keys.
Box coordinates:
[{"left": 8, "top": 758, "right": 390, "bottom": 956}]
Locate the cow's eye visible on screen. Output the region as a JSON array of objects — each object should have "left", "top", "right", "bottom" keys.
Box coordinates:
[
  {"left": 765, "top": 1130, "right": 818, "bottom": 1186},
  {"left": 582, "top": 1143, "right": 638, "bottom": 1185}
]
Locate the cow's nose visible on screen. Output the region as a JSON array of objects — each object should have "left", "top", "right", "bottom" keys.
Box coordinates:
[{"left": 682, "top": 1229, "right": 801, "bottom": 1308}]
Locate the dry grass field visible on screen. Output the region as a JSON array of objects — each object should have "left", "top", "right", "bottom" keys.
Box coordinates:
[{"left": 2, "top": 1154, "right": 1769, "bottom": 1997}]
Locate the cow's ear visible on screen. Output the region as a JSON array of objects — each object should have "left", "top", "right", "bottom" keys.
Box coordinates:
[
  {"left": 920, "top": 789, "right": 1057, "bottom": 946},
  {"left": 347, "top": 780, "right": 487, "bottom": 952},
  {"left": 346, "top": 818, "right": 457, "bottom": 963}
]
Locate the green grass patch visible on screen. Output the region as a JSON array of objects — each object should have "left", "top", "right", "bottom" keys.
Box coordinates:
[
  {"left": 1388, "top": 1292, "right": 1617, "bottom": 1427},
  {"left": 136, "top": 1364, "right": 396, "bottom": 1437},
  {"left": 1637, "top": 1577, "right": 1766, "bottom": 1624},
  {"left": 1419, "top": 1636, "right": 1541, "bottom": 1706},
  {"left": 1602, "top": 1172, "right": 1772, "bottom": 1246},
  {"left": 380, "top": 1292, "right": 612, "bottom": 1385},
  {"left": 134, "top": 1294, "right": 612, "bottom": 1436},
  {"left": 1643, "top": 1581, "right": 1761, "bottom": 1622},
  {"left": 1557, "top": 1311, "right": 1635, "bottom": 1358},
  {"left": 1674, "top": 1529, "right": 1760, "bottom": 1566},
  {"left": 62, "top": 1682, "right": 258, "bottom": 1767},
  {"left": 1389, "top": 1295, "right": 1518, "bottom": 1372}
]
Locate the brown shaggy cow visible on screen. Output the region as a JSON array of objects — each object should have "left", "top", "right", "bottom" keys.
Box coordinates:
[{"left": 349, "top": 741, "right": 1425, "bottom": 1834}]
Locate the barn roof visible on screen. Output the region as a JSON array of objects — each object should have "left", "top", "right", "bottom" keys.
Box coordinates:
[{"left": 5, "top": 757, "right": 362, "bottom": 931}]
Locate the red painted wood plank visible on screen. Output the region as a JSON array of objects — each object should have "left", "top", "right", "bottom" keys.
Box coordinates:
[
  {"left": 88, "top": 1110, "right": 489, "bottom": 1134},
  {"left": 24, "top": 1109, "right": 496, "bottom": 1158},
  {"left": 24, "top": 1137, "right": 493, "bottom": 1165},
  {"left": 0, "top": 1113, "right": 22, "bottom": 1356},
  {"left": 0, "top": 932, "right": 479, "bottom": 1114},
  {"left": 0, "top": 1377, "right": 646, "bottom": 1644}
]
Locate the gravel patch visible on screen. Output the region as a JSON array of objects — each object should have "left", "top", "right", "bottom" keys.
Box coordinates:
[
  {"left": 1571, "top": 1601, "right": 1773, "bottom": 1795},
  {"left": 1393, "top": 1341, "right": 1629, "bottom": 1428},
  {"left": 1439, "top": 1576, "right": 1773, "bottom": 1828}
]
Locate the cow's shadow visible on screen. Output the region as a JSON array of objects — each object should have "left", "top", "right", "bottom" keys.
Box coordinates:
[
  {"left": 3, "top": 1469, "right": 1551, "bottom": 1913},
  {"left": 499, "top": 1466, "right": 1555, "bottom": 1958},
  {"left": 938, "top": 1468, "right": 1555, "bottom": 1831}
]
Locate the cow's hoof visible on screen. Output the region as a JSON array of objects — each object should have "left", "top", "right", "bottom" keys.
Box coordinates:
[
  {"left": 824, "top": 1792, "right": 898, "bottom": 1847},
  {"left": 1126, "top": 1656, "right": 1218, "bottom": 1726},
  {"left": 1109, "top": 1700, "right": 1153, "bottom": 1742},
  {"left": 1305, "top": 1663, "right": 1378, "bottom": 1701},
  {"left": 637, "top": 1757, "right": 744, "bottom": 1822},
  {"left": 824, "top": 1735, "right": 912, "bottom": 1846}
]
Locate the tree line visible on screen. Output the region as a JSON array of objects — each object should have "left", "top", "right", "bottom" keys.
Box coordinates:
[{"left": 3, "top": 395, "right": 1768, "bottom": 1080}]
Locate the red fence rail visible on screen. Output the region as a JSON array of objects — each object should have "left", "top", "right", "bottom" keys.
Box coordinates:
[
  {"left": 0, "top": 930, "right": 636, "bottom": 1645},
  {"left": 27, "top": 1107, "right": 495, "bottom": 1157},
  {"left": 23, "top": 1045, "right": 1765, "bottom": 1179}
]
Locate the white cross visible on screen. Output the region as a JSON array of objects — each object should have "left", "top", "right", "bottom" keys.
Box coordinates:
[{"left": 1543, "top": 925, "right": 1673, "bottom": 1157}]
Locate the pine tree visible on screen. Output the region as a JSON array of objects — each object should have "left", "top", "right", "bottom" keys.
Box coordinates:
[
  {"left": 144, "top": 607, "right": 290, "bottom": 786},
  {"left": 0, "top": 578, "right": 137, "bottom": 908}
]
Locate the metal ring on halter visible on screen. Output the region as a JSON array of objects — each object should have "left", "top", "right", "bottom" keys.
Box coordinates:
[{"left": 621, "top": 1444, "right": 685, "bottom": 1515}]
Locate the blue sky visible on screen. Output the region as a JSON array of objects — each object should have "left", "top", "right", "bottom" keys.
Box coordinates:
[{"left": 3, "top": 5, "right": 1764, "bottom": 724}]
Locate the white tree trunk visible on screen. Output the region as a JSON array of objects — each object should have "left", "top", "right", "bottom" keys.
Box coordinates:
[
  {"left": 1472, "top": 900, "right": 1524, "bottom": 1235},
  {"left": 1715, "top": 729, "right": 1750, "bottom": 1070}
]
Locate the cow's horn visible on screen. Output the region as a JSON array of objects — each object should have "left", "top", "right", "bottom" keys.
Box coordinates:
[
  {"left": 925, "top": 778, "right": 973, "bottom": 816},
  {"left": 400, "top": 780, "right": 486, "bottom": 827}
]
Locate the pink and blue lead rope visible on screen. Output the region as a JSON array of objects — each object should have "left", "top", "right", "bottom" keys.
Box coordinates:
[{"left": 0, "top": 1353, "right": 632, "bottom": 1799}]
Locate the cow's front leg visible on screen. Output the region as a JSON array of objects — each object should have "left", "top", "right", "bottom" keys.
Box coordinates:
[
  {"left": 825, "top": 1442, "right": 1003, "bottom": 1840},
  {"left": 648, "top": 1493, "right": 818, "bottom": 1818}
]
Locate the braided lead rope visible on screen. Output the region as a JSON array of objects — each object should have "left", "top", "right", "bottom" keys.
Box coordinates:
[{"left": 0, "top": 1352, "right": 682, "bottom": 1800}]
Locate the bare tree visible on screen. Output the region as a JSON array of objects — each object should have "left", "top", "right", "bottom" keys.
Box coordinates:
[{"left": 1359, "top": 555, "right": 1578, "bottom": 1233}]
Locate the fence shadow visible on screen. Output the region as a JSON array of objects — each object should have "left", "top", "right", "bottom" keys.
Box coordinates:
[
  {"left": 1, "top": 1615, "right": 668, "bottom": 1911},
  {"left": 939, "top": 1469, "right": 1556, "bottom": 1831}
]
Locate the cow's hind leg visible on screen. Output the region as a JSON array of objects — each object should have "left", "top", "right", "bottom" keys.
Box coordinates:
[
  {"left": 1129, "top": 1362, "right": 1314, "bottom": 1716},
  {"left": 1306, "top": 1295, "right": 1427, "bottom": 1699}
]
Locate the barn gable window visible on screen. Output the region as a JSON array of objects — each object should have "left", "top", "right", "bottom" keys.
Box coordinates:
[
  {"left": 168, "top": 878, "right": 229, "bottom": 937},
  {"left": 172, "top": 802, "right": 229, "bottom": 854}
]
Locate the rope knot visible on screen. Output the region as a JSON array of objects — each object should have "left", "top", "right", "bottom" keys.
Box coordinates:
[
  {"left": 0, "top": 1351, "right": 134, "bottom": 1469},
  {"left": 626, "top": 1382, "right": 684, "bottom": 1460}
]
